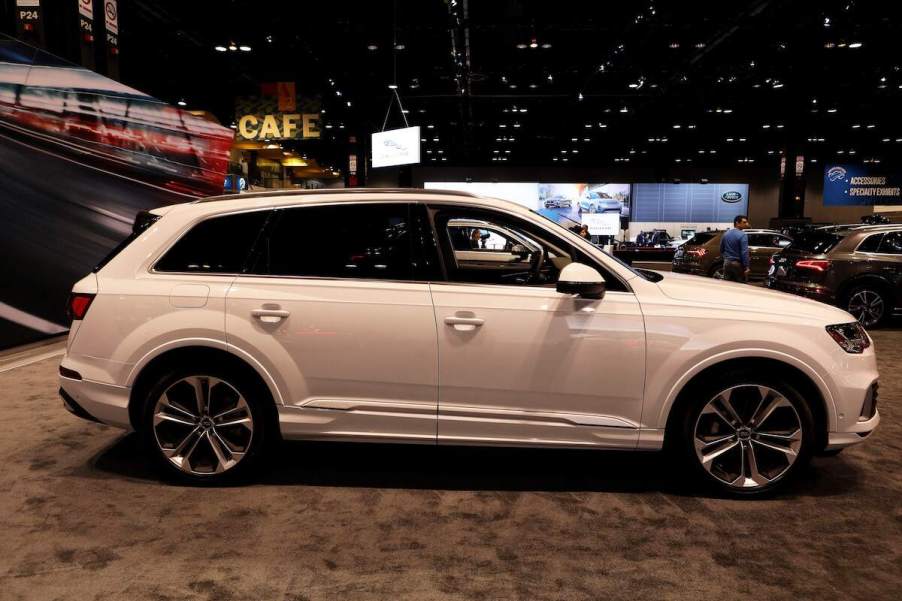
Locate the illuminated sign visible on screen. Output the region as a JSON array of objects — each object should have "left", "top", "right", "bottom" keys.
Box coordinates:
[
  {"left": 236, "top": 113, "right": 320, "bottom": 140},
  {"left": 824, "top": 164, "right": 902, "bottom": 205},
  {"left": 372, "top": 126, "right": 421, "bottom": 168},
  {"left": 581, "top": 213, "right": 621, "bottom": 236}
]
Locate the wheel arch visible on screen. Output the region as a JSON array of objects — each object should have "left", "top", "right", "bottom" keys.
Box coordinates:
[
  {"left": 127, "top": 344, "right": 282, "bottom": 434},
  {"left": 662, "top": 356, "right": 831, "bottom": 452},
  {"left": 835, "top": 274, "right": 896, "bottom": 307}
]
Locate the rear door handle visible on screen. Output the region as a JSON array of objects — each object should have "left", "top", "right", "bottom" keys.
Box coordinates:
[
  {"left": 252, "top": 308, "right": 290, "bottom": 323},
  {"left": 444, "top": 316, "right": 485, "bottom": 331}
]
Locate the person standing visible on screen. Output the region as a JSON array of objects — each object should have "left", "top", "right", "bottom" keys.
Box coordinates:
[{"left": 720, "top": 215, "right": 751, "bottom": 282}]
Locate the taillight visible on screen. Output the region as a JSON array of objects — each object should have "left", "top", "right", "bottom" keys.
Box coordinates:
[
  {"left": 67, "top": 293, "right": 95, "bottom": 321},
  {"left": 686, "top": 248, "right": 707, "bottom": 257},
  {"left": 795, "top": 259, "right": 831, "bottom": 272}
]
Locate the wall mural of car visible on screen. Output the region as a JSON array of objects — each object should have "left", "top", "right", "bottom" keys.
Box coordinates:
[
  {"left": 543, "top": 195, "right": 572, "bottom": 209},
  {"left": 578, "top": 191, "right": 622, "bottom": 214}
]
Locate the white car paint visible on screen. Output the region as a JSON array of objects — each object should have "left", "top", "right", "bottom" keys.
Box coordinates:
[{"left": 59, "top": 190, "right": 879, "bottom": 458}]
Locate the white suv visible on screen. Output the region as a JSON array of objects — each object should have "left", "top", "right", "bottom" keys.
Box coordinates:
[{"left": 58, "top": 189, "right": 880, "bottom": 495}]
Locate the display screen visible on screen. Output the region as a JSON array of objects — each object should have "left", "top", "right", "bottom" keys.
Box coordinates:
[
  {"left": 632, "top": 183, "right": 749, "bottom": 222},
  {"left": 424, "top": 181, "right": 630, "bottom": 224},
  {"left": 372, "top": 126, "right": 421, "bottom": 168}
]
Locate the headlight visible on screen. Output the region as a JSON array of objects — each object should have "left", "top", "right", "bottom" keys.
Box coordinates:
[{"left": 825, "top": 322, "right": 871, "bottom": 354}]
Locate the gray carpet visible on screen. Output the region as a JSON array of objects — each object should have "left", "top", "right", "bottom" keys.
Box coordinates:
[{"left": 0, "top": 331, "right": 900, "bottom": 600}]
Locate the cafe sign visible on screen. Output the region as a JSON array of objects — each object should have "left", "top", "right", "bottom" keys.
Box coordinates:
[{"left": 236, "top": 113, "right": 320, "bottom": 140}]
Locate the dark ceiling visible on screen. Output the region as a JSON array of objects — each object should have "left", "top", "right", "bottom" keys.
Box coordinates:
[{"left": 14, "top": 0, "right": 902, "bottom": 171}]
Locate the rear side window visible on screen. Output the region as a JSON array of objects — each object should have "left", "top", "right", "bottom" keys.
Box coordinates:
[
  {"left": 686, "top": 232, "right": 717, "bottom": 245},
  {"left": 878, "top": 231, "right": 902, "bottom": 254},
  {"left": 787, "top": 231, "right": 843, "bottom": 254},
  {"left": 155, "top": 211, "right": 270, "bottom": 273},
  {"left": 248, "top": 203, "right": 415, "bottom": 280},
  {"left": 856, "top": 233, "right": 883, "bottom": 253}
]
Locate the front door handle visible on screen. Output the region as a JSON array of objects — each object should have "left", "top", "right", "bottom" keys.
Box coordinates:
[
  {"left": 252, "top": 308, "right": 290, "bottom": 323},
  {"left": 444, "top": 316, "right": 485, "bottom": 331}
]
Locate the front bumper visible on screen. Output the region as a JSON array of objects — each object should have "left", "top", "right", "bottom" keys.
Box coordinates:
[{"left": 826, "top": 410, "right": 880, "bottom": 450}]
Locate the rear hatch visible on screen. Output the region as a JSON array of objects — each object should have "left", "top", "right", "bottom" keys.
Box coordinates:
[
  {"left": 673, "top": 231, "right": 718, "bottom": 266},
  {"left": 770, "top": 230, "right": 843, "bottom": 283}
]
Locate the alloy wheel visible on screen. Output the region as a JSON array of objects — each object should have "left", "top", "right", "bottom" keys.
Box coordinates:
[
  {"left": 694, "top": 385, "right": 803, "bottom": 490},
  {"left": 713, "top": 267, "right": 724, "bottom": 279},
  {"left": 847, "top": 289, "right": 884, "bottom": 328},
  {"left": 152, "top": 376, "right": 254, "bottom": 476}
]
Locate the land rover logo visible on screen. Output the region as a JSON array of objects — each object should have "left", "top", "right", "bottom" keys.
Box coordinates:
[{"left": 721, "top": 191, "right": 743, "bottom": 202}]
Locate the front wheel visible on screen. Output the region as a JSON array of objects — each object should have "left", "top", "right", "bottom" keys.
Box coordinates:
[
  {"left": 676, "top": 372, "right": 815, "bottom": 496},
  {"left": 140, "top": 366, "right": 270, "bottom": 483}
]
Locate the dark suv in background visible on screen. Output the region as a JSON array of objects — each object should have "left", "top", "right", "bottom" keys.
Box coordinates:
[
  {"left": 767, "top": 225, "right": 902, "bottom": 327},
  {"left": 673, "top": 229, "right": 792, "bottom": 279}
]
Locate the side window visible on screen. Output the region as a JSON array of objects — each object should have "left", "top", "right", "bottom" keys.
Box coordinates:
[
  {"left": 249, "top": 203, "right": 414, "bottom": 280},
  {"left": 434, "top": 209, "right": 627, "bottom": 291},
  {"left": 776, "top": 236, "right": 792, "bottom": 248},
  {"left": 155, "top": 210, "right": 270, "bottom": 273},
  {"left": 877, "top": 231, "right": 902, "bottom": 255},
  {"left": 856, "top": 233, "right": 883, "bottom": 253}
]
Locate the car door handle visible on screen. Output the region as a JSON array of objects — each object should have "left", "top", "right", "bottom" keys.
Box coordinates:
[
  {"left": 444, "top": 316, "right": 485, "bottom": 331},
  {"left": 251, "top": 308, "right": 290, "bottom": 323}
]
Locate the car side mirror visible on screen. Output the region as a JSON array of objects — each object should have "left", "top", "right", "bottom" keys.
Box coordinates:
[
  {"left": 556, "top": 262, "right": 606, "bottom": 300},
  {"left": 510, "top": 243, "right": 531, "bottom": 259}
]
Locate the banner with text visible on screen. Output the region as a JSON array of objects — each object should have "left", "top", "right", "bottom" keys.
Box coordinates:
[{"left": 823, "top": 164, "right": 902, "bottom": 206}]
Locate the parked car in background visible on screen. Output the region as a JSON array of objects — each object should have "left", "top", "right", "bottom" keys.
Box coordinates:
[
  {"left": 578, "top": 191, "right": 621, "bottom": 214},
  {"left": 767, "top": 225, "right": 902, "bottom": 327},
  {"left": 673, "top": 229, "right": 792, "bottom": 280}
]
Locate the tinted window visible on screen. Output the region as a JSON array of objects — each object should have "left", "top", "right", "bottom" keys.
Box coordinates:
[
  {"left": 787, "top": 231, "right": 843, "bottom": 254},
  {"left": 155, "top": 211, "right": 270, "bottom": 273},
  {"left": 250, "top": 203, "right": 414, "bottom": 280},
  {"left": 856, "top": 233, "right": 884, "bottom": 253},
  {"left": 686, "top": 232, "right": 717, "bottom": 245},
  {"left": 878, "top": 231, "right": 902, "bottom": 255}
]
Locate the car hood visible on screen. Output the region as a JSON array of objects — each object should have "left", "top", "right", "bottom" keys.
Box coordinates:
[{"left": 653, "top": 271, "right": 855, "bottom": 323}]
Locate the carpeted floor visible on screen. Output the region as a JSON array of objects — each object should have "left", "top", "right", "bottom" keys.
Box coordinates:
[{"left": 0, "top": 330, "right": 899, "bottom": 600}]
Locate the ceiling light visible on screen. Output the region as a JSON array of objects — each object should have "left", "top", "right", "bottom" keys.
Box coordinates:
[
  {"left": 388, "top": 84, "right": 398, "bottom": 89},
  {"left": 827, "top": 108, "right": 837, "bottom": 113},
  {"left": 852, "top": 124, "right": 861, "bottom": 128},
  {"left": 516, "top": 43, "right": 528, "bottom": 49},
  {"left": 177, "top": 100, "right": 186, "bottom": 107},
  {"left": 578, "top": 92, "right": 584, "bottom": 101},
  {"left": 239, "top": 45, "right": 251, "bottom": 52},
  {"left": 867, "top": 124, "right": 876, "bottom": 129},
  {"left": 228, "top": 44, "right": 238, "bottom": 51},
  {"left": 541, "top": 43, "right": 552, "bottom": 49},
  {"left": 394, "top": 44, "right": 406, "bottom": 50},
  {"left": 824, "top": 42, "right": 836, "bottom": 48},
  {"left": 673, "top": 124, "right": 681, "bottom": 129},
  {"left": 214, "top": 46, "right": 227, "bottom": 52},
  {"left": 529, "top": 39, "right": 538, "bottom": 49},
  {"left": 367, "top": 44, "right": 379, "bottom": 51},
  {"left": 848, "top": 42, "right": 862, "bottom": 48},
  {"left": 669, "top": 42, "right": 680, "bottom": 49}
]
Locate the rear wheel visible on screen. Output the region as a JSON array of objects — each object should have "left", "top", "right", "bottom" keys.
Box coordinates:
[
  {"left": 140, "top": 365, "right": 270, "bottom": 483},
  {"left": 675, "top": 370, "right": 815, "bottom": 496},
  {"left": 845, "top": 285, "right": 888, "bottom": 328},
  {"left": 710, "top": 263, "right": 725, "bottom": 279}
]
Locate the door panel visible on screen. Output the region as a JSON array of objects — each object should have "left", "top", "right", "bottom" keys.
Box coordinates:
[
  {"left": 226, "top": 277, "right": 438, "bottom": 442},
  {"left": 430, "top": 283, "right": 645, "bottom": 448}
]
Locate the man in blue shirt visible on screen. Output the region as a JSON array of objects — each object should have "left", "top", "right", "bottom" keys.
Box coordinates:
[{"left": 720, "top": 215, "right": 750, "bottom": 282}]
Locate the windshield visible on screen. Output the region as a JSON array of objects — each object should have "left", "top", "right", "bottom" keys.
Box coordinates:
[
  {"left": 787, "top": 231, "right": 843, "bottom": 254},
  {"left": 532, "top": 209, "right": 651, "bottom": 280},
  {"left": 685, "top": 231, "right": 718, "bottom": 245}
]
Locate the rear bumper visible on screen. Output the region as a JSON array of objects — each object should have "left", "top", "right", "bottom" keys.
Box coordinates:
[
  {"left": 59, "top": 374, "right": 132, "bottom": 430},
  {"left": 766, "top": 278, "right": 836, "bottom": 304}
]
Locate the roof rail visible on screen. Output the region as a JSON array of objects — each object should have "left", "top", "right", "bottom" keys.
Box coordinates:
[{"left": 194, "top": 187, "right": 480, "bottom": 203}]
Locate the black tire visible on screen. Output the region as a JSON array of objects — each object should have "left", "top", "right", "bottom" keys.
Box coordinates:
[
  {"left": 709, "top": 262, "right": 724, "bottom": 279},
  {"left": 673, "top": 368, "right": 816, "bottom": 497},
  {"left": 139, "top": 362, "right": 271, "bottom": 484},
  {"left": 843, "top": 284, "right": 889, "bottom": 329}
]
